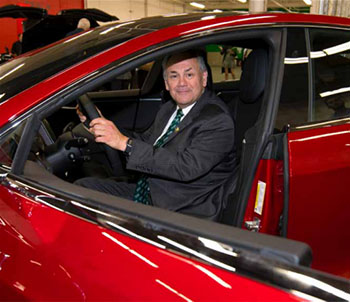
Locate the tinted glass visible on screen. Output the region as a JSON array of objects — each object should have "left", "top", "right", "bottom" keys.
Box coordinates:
[
  {"left": 0, "top": 120, "right": 27, "bottom": 167},
  {"left": 310, "top": 28, "right": 350, "bottom": 121},
  {"left": 0, "top": 26, "right": 149, "bottom": 103},
  {"left": 95, "top": 62, "right": 154, "bottom": 91},
  {"left": 207, "top": 44, "right": 251, "bottom": 83},
  {"left": 0, "top": 12, "right": 242, "bottom": 104},
  {"left": 276, "top": 28, "right": 308, "bottom": 130}
]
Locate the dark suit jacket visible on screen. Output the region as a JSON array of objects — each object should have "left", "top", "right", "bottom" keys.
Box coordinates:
[
  {"left": 127, "top": 89, "right": 237, "bottom": 220},
  {"left": 65, "top": 28, "right": 84, "bottom": 37}
]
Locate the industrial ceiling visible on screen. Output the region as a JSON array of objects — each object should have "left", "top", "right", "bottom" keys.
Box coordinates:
[{"left": 178, "top": 0, "right": 311, "bottom": 12}]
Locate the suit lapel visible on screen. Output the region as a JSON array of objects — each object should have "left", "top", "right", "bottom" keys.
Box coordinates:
[
  {"left": 150, "top": 101, "right": 177, "bottom": 144},
  {"left": 165, "top": 89, "right": 211, "bottom": 143}
]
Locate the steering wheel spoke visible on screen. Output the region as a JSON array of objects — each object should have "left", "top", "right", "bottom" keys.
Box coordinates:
[{"left": 77, "top": 94, "right": 123, "bottom": 176}]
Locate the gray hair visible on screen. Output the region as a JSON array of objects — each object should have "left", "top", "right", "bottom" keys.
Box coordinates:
[
  {"left": 162, "top": 51, "right": 207, "bottom": 80},
  {"left": 77, "top": 18, "right": 91, "bottom": 31}
]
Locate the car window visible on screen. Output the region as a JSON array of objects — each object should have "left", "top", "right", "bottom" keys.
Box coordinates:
[
  {"left": 98, "top": 44, "right": 252, "bottom": 92},
  {"left": 207, "top": 44, "right": 251, "bottom": 83},
  {"left": 310, "top": 28, "right": 350, "bottom": 121},
  {"left": 275, "top": 28, "right": 308, "bottom": 130},
  {"left": 0, "top": 26, "right": 151, "bottom": 103},
  {"left": 1, "top": 13, "right": 237, "bottom": 103},
  {"left": 95, "top": 62, "right": 154, "bottom": 91}
]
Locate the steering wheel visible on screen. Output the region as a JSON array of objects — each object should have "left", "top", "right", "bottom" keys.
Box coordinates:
[
  {"left": 77, "top": 94, "right": 124, "bottom": 175},
  {"left": 78, "top": 94, "right": 101, "bottom": 127}
]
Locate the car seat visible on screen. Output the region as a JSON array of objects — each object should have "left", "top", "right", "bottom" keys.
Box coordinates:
[
  {"left": 221, "top": 48, "right": 268, "bottom": 225},
  {"left": 227, "top": 48, "right": 268, "bottom": 159}
]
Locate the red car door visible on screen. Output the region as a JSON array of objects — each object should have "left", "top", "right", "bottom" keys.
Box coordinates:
[
  {"left": 241, "top": 26, "right": 350, "bottom": 279},
  {"left": 287, "top": 122, "right": 350, "bottom": 278},
  {"left": 286, "top": 26, "right": 350, "bottom": 278}
]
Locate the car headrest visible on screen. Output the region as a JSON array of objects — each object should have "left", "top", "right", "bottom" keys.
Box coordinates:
[{"left": 239, "top": 49, "right": 268, "bottom": 104}]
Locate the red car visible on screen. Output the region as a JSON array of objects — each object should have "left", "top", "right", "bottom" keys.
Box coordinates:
[{"left": 0, "top": 11, "right": 349, "bottom": 300}]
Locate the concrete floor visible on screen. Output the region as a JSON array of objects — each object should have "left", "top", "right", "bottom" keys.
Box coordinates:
[{"left": 211, "top": 65, "right": 242, "bottom": 83}]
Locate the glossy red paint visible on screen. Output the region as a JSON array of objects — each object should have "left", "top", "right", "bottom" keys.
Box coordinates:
[
  {"left": 243, "top": 159, "right": 284, "bottom": 235},
  {"left": 0, "top": 186, "right": 302, "bottom": 301},
  {"left": 3, "top": 13, "right": 350, "bottom": 127},
  {"left": 288, "top": 122, "right": 350, "bottom": 278}
]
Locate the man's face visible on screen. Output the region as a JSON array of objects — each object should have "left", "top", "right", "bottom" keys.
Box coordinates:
[{"left": 164, "top": 57, "right": 208, "bottom": 108}]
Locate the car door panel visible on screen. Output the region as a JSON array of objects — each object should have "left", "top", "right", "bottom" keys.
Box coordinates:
[
  {"left": 0, "top": 166, "right": 308, "bottom": 301},
  {"left": 0, "top": 193, "right": 83, "bottom": 300},
  {"left": 287, "top": 122, "right": 350, "bottom": 278}
]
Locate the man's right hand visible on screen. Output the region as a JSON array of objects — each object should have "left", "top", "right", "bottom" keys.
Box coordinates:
[{"left": 89, "top": 117, "right": 128, "bottom": 151}]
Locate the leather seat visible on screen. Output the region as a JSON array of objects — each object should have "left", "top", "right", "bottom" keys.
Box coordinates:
[
  {"left": 227, "top": 48, "right": 268, "bottom": 159},
  {"left": 220, "top": 48, "right": 268, "bottom": 225}
]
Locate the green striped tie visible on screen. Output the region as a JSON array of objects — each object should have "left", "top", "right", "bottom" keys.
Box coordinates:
[{"left": 133, "top": 108, "right": 184, "bottom": 204}]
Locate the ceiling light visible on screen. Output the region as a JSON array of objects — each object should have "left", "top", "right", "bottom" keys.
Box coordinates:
[
  {"left": 303, "top": 0, "right": 312, "bottom": 5},
  {"left": 237, "top": 0, "right": 247, "bottom": 3},
  {"left": 190, "top": 2, "right": 205, "bottom": 9},
  {"left": 213, "top": 9, "right": 223, "bottom": 12}
]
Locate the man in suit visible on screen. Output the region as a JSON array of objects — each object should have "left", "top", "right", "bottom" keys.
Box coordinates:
[{"left": 76, "top": 50, "right": 237, "bottom": 221}]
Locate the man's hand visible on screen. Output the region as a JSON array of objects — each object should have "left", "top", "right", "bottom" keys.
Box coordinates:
[
  {"left": 89, "top": 117, "right": 128, "bottom": 151},
  {"left": 76, "top": 104, "right": 103, "bottom": 124},
  {"left": 76, "top": 105, "right": 87, "bottom": 123}
]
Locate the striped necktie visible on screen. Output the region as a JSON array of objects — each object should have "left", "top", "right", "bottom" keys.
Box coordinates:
[{"left": 133, "top": 108, "right": 184, "bottom": 204}]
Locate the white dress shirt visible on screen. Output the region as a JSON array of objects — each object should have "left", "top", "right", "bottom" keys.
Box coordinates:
[{"left": 155, "top": 102, "right": 196, "bottom": 144}]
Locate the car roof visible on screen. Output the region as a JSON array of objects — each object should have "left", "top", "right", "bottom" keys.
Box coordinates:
[{"left": 74, "top": 11, "right": 350, "bottom": 30}]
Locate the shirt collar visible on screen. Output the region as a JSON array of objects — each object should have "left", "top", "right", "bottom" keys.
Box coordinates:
[{"left": 177, "top": 102, "right": 196, "bottom": 118}]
